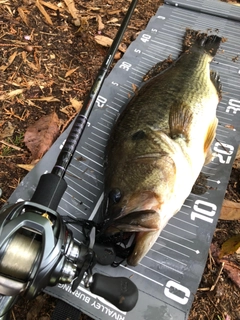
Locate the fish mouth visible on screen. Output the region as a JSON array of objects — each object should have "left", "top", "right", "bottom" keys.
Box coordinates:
[
  {"left": 104, "top": 210, "right": 161, "bottom": 266},
  {"left": 102, "top": 191, "right": 162, "bottom": 266}
]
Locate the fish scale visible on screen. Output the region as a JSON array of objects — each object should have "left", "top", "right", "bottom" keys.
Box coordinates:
[{"left": 8, "top": 1, "right": 240, "bottom": 319}]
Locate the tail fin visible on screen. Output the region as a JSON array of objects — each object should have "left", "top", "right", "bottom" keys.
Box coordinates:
[{"left": 183, "top": 29, "right": 222, "bottom": 57}]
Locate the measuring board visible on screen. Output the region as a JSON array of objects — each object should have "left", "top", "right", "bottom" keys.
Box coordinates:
[{"left": 8, "top": 1, "right": 240, "bottom": 319}]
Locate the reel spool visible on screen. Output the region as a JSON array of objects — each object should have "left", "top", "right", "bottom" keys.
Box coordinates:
[{"left": 0, "top": 201, "right": 89, "bottom": 298}]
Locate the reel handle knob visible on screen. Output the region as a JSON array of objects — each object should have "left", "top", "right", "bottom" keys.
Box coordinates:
[{"left": 89, "top": 274, "right": 138, "bottom": 312}]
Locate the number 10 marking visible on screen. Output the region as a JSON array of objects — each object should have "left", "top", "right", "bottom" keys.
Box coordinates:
[{"left": 191, "top": 200, "right": 217, "bottom": 224}]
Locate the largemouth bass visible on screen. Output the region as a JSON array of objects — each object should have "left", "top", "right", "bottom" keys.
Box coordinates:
[{"left": 102, "top": 30, "right": 222, "bottom": 266}]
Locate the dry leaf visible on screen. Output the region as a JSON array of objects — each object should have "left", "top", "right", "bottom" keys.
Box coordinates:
[
  {"left": 22, "top": 51, "right": 27, "bottom": 62},
  {"left": 17, "top": 163, "right": 35, "bottom": 171},
  {"left": 70, "top": 98, "right": 82, "bottom": 112},
  {"left": 40, "top": 0, "right": 60, "bottom": 11},
  {"left": 107, "top": 9, "right": 121, "bottom": 15},
  {"left": 26, "top": 99, "right": 41, "bottom": 109},
  {"left": 0, "top": 89, "right": 24, "bottom": 100},
  {"left": 132, "top": 83, "right": 138, "bottom": 93},
  {"left": 60, "top": 106, "right": 71, "bottom": 115},
  {"left": 26, "top": 59, "right": 39, "bottom": 71},
  {"left": 24, "top": 112, "right": 60, "bottom": 160},
  {"left": 225, "top": 124, "right": 235, "bottom": 130},
  {"left": 77, "top": 17, "right": 89, "bottom": 33},
  {"left": 114, "top": 51, "right": 121, "bottom": 60},
  {"left": 88, "top": 6, "right": 101, "bottom": 11},
  {"left": 0, "top": 122, "right": 14, "bottom": 140},
  {"left": 17, "top": 7, "right": 29, "bottom": 26},
  {"left": 30, "top": 96, "right": 60, "bottom": 102},
  {"left": 118, "top": 43, "right": 127, "bottom": 53},
  {"left": 36, "top": 0, "right": 53, "bottom": 25},
  {"left": 0, "top": 51, "right": 17, "bottom": 71},
  {"left": 65, "top": 67, "right": 79, "bottom": 78},
  {"left": 97, "top": 15, "right": 104, "bottom": 31},
  {"left": 107, "top": 18, "right": 119, "bottom": 24},
  {"left": 64, "top": 0, "right": 78, "bottom": 19},
  {"left": 219, "top": 234, "right": 240, "bottom": 258},
  {"left": 7, "top": 51, "right": 17, "bottom": 65},
  {"left": 94, "top": 35, "right": 113, "bottom": 47},
  {"left": 220, "top": 199, "right": 240, "bottom": 220},
  {"left": 94, "top": 35, "right": 126, "bottom": 52},
  {"left": 223, "top": 263, "right": 240, "bottom": 289}
]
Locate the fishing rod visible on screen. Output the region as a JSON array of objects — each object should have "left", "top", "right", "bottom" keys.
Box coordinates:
[
  {"left": 0, "top": 1, "right": 139, "bottom": 318},
  {"left": 31, "top": 0, "right": 139, "bottom": 210}
]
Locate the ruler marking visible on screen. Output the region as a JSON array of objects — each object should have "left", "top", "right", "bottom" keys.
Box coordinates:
[
  {"left": 154, "top": 241, "right": 190, "bottom": 258},
  {"left": 172, "top": 216, "right": 198, "bottom": 228},
  {"left": 81, "top": 146, "right": 103, "bottom": 160},
  {"left": 71, "top": 160, "right": 103, "bottom": 176},
  {"left": 66, "top": 178, "right": 97, "bottom": 200},
  {"left": 150, "top": 248, "right": 188, "bottom": 266},
  {"left": 62, "top": 196, "right": 90, "bottom": 212},
  {"left": 90, "top": 133, "right": 108, "bottom": 143},
  {"left": 129, "top": 75, "right": 142, "bottom": 81},
  {"left": 75, "top": 150, "right": 103, "bottom": 167},
  {"left": 65, "top": 191, "right": 91, "bottom": 208},
  {"left": 141, "top": 60, "right": 154, "bottom": 68},
  {"left": 114, "top": 97, "right": 127, "bottom": 103},
  {"left": 162, "top": 230, "right": 194, "bottom": 243},
  {"left": 85, "top": 141, "right": 104, "bottom": 153},
  {"left": 97, "top": 121, "right": 111, "bottom": 131},
  {"left": 111, "top": 101, "right": 122, "bottom": 108},
  {"left": 167, "top": 223, "right": 197, "bottom": 236},
  {"left": 105, "top": 110, "right": 117, "bottom": 118},
  {"left": 88, "top": 192, "right": 104, "bottom": 220},
  {"left": 142, "top": 52, "right": 160, "bottom": 60},
  {"left": 132, "top": 68, "right": 148, "bottom": 75},
  {"left": 59, "top": 204, "right": 86, "bottom": 218},
  {"left": 100, "top": 117, "right": 113, "bottom": 125},
  {"left": 120, "top": 265, "right": 165, "bottom": 286},
  {"left": 66, "top": 169, "right": 101, "bottom": 190},
  {"left": 88, "top": 137, "right": 106, "bottom": 147},
  {"left": 159, "top": 236, "right": 200, "bottom": 254},
  {"left": 145, "top": 256, "right": 184, "bottom": 274},
  {"left": 106, "top": 104, "right": 119, "bottom": 112},
  {"left": 69, "top": 163, "right": 103, "bottom": 182}
]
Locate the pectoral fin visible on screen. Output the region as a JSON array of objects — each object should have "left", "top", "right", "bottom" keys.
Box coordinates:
[
  {"left": 204, "top": 118, "right": 218, "bottom": 164},
  {"left": 169, "top": 102, "right": 193, "bottom": 141}
]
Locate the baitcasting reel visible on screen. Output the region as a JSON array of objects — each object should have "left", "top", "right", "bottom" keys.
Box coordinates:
[{"left": 0, "top": 199, "right": 138, "bottom": 319}]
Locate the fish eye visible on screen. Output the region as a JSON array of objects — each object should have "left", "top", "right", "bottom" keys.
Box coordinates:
[{"left": 109, "top": 188, "right": 121, "bottom": 203}]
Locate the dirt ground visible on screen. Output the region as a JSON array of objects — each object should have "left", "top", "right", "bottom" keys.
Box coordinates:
[{"left": 0, "top": 0, "right": 240, "bottom": 319}]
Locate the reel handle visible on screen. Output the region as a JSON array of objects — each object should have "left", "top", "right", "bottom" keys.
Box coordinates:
[{"left": 89, "top": 274, "right": 138, "bottom": 312}]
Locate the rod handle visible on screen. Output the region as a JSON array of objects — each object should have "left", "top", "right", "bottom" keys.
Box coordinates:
[
  {"left": 89, "top": 274, "right": 138, "bottom": 312},
  {"left": 31, "top": 173, "right": 67, "bottom": 211}
]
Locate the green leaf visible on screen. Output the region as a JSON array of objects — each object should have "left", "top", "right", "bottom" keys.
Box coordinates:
[{"left": 219, "top": 234, "right": 240, "bottom": 258}]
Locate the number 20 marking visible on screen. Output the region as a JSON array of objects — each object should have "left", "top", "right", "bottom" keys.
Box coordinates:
[{"left": 213, "top": 142, "right": 234, "bottom": 164}]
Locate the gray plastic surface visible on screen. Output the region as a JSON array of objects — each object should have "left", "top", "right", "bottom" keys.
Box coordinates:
[{"left": 8, "top": 1, "right": 240, "bottom": 319}]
